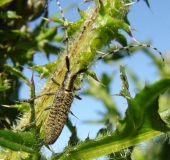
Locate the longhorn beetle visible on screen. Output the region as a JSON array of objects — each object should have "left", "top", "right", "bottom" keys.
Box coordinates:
[{"left": 22, "top": 0, "right": 164, "bottom": 145}]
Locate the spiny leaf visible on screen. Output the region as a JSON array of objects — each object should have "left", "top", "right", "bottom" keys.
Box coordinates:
[
  {"left": 35, "top": 26, "right": 57, "bottom": 41},
  {"left": 4, "top": 64, "right": 29, "bottom": 85},
  {"left": 0, "top": 130, "right": 38, "bottom": 153},
  {"left": 54, "top": 78, "right": 170, "bottom": 159},
  {"left": 2, "top": 103, "right": 30, "bottom": 112},
  {"left": 86, "top": 70, "right": 100, "bottom": 82},
  {"left": 31, "top": 61, "right": 58, "bottom": 79}
]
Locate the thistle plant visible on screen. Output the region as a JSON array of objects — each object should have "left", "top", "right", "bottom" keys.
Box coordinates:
[{"left": 0, "top": 0, "right": 170, "bottom": 159}]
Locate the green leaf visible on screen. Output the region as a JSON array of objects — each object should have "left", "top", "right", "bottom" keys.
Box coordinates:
[
  {"left": 31, "top": 61, "right": 58, "bottom": 79},
  {"left": 54, "top": 78, "right": 170, "bottom": 159},
  {"left": 0, "top": 11, "right": 21, "bottom": 19},
  {"left": 2, "top": 103, "right": 30, "bottom": 112},
  {"left": 0, "top": 0, "right": 13, "bottom": 7},
  {"left": 35, "top": 26, "right": 57, "bottom": 41},
  {"left": 86, "top": 70, "right": 100, "bottom": 82},
  {"left": 4, "top": 64, "right": 29, "bottom": 85},
  {"left": 0, "top": 130, "right": 38, "bottom": 153},
  {"left": 0, "top": 85, "right": 10, "bottom": 91},
  {"left": 116, "top": 33, "right": 128, "bottom": 47}
]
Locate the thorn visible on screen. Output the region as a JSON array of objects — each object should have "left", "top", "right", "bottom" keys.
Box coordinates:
[
  {"left": 19, "top": 65, "right": 32, "bottom": 70},
  {"left": 42, "top": 17, "right": 54, "bottom": 22},
  {"left": 1, "top": 105, "right": 12, "bottom": 108},
  {"left": 130, "top": 34, "right": 140, "bottom": 45},
  {"left": 77, "top": 7, "right": 81, "bottom": 12},
  {"left": 99, "top": 82, "right": 106, "bottom": 87},
  {"left": 130, "top": 26, "right": 136, "bottom": 31},
  {"left": 31, "top": 71, "right": 34, "bottom": 84},
  {"left": 70, "top": 111, "right": 80, "bottom": 120},
  {"left": 85, "top": 132, "right": 91, "bottom": 141},
  {"left": 96, "top": 50, "right": 106, "bottom": 55},
  {"left": 123, "top": 1, "right": 137, "bottom": 6},
  {"left": 79, "top": 0, "right": 93, "bottom": 5},
  {"left": 94, "top": 77, "right": 100, "bottom": 82}
]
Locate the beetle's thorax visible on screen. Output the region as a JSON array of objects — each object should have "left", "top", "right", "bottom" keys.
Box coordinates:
[{"left": 61, "top": 71, "right": 77, "bottom": 91}]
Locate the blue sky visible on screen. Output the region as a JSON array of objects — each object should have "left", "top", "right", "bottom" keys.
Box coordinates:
[{"left": 21, "top": 0, "right": 170, "bottom": 154}]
